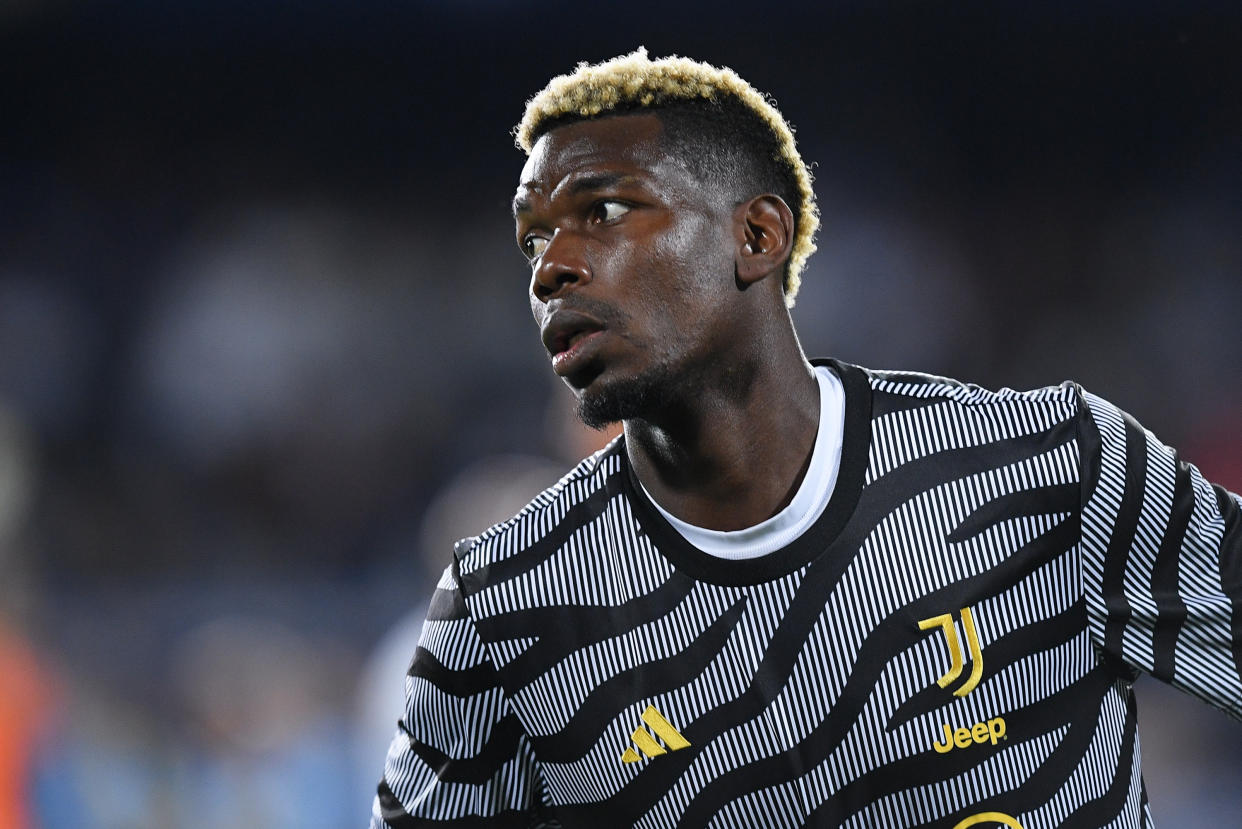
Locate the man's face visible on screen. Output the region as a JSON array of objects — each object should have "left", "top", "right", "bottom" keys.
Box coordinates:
[{"left": 513, "top": 113, "right": 741, "bottom": 428}]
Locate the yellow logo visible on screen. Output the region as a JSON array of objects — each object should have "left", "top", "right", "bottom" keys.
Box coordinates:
[
  {"left": 952, "top": 813, "right": 1023, "bottom": 828},
  {"left": 918, "top": 607, "right": 983, "bottom": 696},
  {"left": 932, "top": 716, "right": 1007, "bottom": 753},
  {"left": 620, "top": 705, "right": 690, "bottom": 764}
]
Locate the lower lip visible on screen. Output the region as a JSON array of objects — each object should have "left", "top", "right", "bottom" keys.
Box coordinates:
[{"left": 551, "top": 330, "right": 604, "bottom": 375}]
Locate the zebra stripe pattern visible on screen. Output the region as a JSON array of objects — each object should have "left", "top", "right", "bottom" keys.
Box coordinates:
[{"left": 373, "top": 361, "right": 1241, "bottom": 828}]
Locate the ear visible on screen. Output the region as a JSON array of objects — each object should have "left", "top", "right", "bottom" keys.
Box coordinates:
[{"left": 733, "top": 195, "right": 795, "bottom": 287}]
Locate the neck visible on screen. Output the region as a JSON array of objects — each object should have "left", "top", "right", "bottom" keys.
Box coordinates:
[{"left": 624, "top": 339, "right": 820, "bottom": 532}]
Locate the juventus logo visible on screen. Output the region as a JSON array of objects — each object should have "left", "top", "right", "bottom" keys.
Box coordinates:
[
  {"left": 621, "top": 705, "right": 691, "bottom": 764},
  {"left": 918, "top": 607, "right": 984, "bottom": 697}
]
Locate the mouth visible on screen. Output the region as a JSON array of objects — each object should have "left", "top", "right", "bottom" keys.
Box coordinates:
[
  {"left": 541, "top": 310, "right": 607, "bottom": 376},
  {"left": 552, "top": 327, "right": 598, "bottom": 355},
  {"left": 552, "top": 329, "right": 604, "bottom": 373}
]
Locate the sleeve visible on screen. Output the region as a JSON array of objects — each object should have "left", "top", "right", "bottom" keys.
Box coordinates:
[
  {"left": 371, "top": 559, "right": 552, "bottom": 828},
  {"left": 1078, "top": 389, "right": 1242, "bottom": 720}
]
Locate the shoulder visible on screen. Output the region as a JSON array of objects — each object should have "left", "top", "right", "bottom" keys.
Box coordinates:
[
  {"left": 452, "top": 436, "right": 628, "bottom": 592},
  {"left": 840, "top": 362, "right": 1087, "bottom": 430},
  {"left": 859, "top": 364, "right": 1083, "bottom": 413},
  {"left": 831, "top": 363, "right": 1091, "bottom": 482}
]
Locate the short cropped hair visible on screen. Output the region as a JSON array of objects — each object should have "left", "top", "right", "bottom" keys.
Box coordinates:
[{"left": 515, "top": 48, "right": 819, "bottom": 306}]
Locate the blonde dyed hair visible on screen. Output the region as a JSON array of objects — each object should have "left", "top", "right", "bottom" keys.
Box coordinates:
[{"left": 515, "top": 48, "right": 818, "bottom": 306}]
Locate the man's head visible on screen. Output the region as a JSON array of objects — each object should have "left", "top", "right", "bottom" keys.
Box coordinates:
[
  {"left": 513, "top": 51, "right": 816, "bottom": 429},
  {"left": 515, "top": 48, "right": 818, "bottom": 304}
]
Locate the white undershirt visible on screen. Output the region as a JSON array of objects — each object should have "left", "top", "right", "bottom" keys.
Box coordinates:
[{"left": 642, "top": 365, "right": 845, "bottom": 560}]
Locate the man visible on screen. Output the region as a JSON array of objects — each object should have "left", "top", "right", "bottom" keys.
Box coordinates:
[{"left": 372, "top": 50, "right": 1241, "bottom": 828}]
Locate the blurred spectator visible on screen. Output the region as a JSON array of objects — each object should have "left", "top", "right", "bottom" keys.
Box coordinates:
[{"left": 0, "top": 625, "right": 55, "bottom": 829}]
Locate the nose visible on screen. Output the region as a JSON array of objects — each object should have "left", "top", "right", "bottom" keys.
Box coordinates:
[{"left": 531, "top": 229, "right": 592, "bottom": 303}]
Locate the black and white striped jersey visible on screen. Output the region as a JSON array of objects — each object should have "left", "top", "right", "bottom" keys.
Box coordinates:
[{"left": 373, "top": 360, "right": 1242, "bottom": 829}]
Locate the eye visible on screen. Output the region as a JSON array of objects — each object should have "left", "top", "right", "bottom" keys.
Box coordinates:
[
  {"left": 523, "top": 236, "right": 548, "bottom": 260},
  {"left": 590, "top": 200, "right": 630, "bottom": 223}
]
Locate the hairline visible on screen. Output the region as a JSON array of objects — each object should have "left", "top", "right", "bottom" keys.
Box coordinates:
[{"left": 525, "top": 109, "right": 752, "bottom": 207}]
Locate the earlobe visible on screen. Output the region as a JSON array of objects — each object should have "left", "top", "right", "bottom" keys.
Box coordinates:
[{"left": 734, "top": 195, "right": 795, "bottom": 287}]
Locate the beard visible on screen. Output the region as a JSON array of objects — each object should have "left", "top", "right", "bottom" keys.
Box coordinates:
[{"left": 576, "top": 361, "right": 679, "bottom": 430}]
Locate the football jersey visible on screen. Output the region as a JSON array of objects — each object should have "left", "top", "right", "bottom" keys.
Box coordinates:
[{"left": 373, "top": 360, "right": 1242, "bottom": 829}]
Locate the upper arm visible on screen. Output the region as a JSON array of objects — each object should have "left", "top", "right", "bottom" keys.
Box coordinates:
[
  {"left": 1079, "top": 389, "right": 1242, "bottom": 720},
  {"left": 371, "top": 563, "right": 546, "bottom": 828}
]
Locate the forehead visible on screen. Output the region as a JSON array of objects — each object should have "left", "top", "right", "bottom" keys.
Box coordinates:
[{"left": 516, "top": 112, "right": 688, "bottom": 200}]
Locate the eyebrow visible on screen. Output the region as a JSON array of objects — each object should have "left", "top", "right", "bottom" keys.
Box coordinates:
[
  {"left": 512, "top": 171, "right": 641, "bottom": 217},
  {"left": 565, "top": 171, "right": 635, "bottom": 195}
]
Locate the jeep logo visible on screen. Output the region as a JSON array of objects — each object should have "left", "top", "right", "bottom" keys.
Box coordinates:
[{"left": 932, "top": 716, "right": 1007, "bottom": 753}]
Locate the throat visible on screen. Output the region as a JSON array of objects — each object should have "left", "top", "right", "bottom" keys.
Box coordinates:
[
  {"left": 625, "top": 363, "right": 824, "bottom": 533},
  {"left": 641, "top": 445, "right": 812, "bottom": 531}
]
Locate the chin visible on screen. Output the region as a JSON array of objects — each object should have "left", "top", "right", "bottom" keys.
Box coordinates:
[
  {"left": 576, "top": 393, "right": 624, "bottom": 431},
  {"left": 575, "top": 363, "right": 677, "bottom": 430}
]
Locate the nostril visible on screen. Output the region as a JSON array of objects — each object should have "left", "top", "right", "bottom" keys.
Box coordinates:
[{"left": 533, "top": 268, "right": 580, "bottom": 302}]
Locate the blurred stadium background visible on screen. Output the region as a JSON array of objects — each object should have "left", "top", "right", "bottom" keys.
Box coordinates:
[{"left": 1, "top": 1, "right": 1240, "bottom": 826}]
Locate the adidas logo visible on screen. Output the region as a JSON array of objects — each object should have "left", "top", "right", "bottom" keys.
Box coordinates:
[{"left": 621, "top": 705, "right": 690, "bottom": 763}]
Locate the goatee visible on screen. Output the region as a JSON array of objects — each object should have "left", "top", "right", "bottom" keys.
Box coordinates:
[{"left": 576, "top": 362, "right": 679, "bottom": 430}]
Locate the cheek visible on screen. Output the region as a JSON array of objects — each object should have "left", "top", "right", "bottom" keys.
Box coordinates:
[
  {"left": 593, "top": 213, "right": 733, "bottom": 330},
  {"left": 655, "top": 215, "right": 733, "bottom": 286},
  {"left": 640, "top": 229, "right": 734, "bottom": 323}
]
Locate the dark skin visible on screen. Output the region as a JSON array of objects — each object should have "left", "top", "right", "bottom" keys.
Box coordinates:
[{"left": 514, "top": 112, "right": 819, "bottom": 531}]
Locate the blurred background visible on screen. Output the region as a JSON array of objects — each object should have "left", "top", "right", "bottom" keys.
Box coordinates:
[{"left": 1, "top": 1, "right": 1240, "bottom": 826}]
